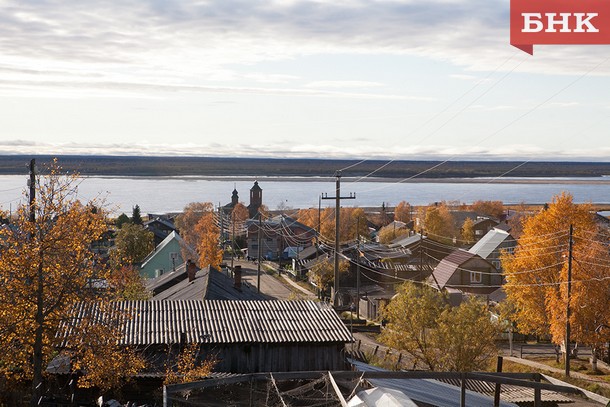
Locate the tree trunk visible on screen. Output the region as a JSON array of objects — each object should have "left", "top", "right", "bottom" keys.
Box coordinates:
[
  {"left": 591, "top": 347, "right": 598, "bottom": 372},
  {"left": 31, "top": 262, "right": 44, "bottom": 406}
]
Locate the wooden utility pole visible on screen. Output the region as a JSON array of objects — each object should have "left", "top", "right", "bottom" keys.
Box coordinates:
[
  {"left": 356, "top": 217, "right": 361, "bottom": 320},
  {"left": 322, "top": 171, "right": 355, "bottom": 307},
  {"left": 29, "top": 159, "right": 36, "bottom": 222},
  {"left": 257, "top": 211, "right": 262, "bottom": 293},
  {"left": 565, "top": 224, "right": 573, "bottom": 377}
]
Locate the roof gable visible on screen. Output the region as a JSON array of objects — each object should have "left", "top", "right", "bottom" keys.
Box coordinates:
[{"left": 432, "top": 249, "right": 477, "bottom": 289}]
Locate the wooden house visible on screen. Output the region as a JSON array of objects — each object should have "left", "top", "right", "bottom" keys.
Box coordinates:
[
  {"left": 430, "top": 249, "right": 503, "bottom": 303},
  {"left": 139, "top": 231, "right": 195, "bottom": 279}
]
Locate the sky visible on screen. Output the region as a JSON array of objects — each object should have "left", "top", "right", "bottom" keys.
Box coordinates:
[{"left": 1, "top": 0, "right": 610, "bottom": 162}]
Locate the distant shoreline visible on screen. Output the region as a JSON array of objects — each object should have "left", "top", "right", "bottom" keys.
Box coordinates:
[
  {"left": 82, "top": 174, "right": 610, "bottom": 185},
  {"left": 2, "top": 155, "right": 610, "bottom": 179}
]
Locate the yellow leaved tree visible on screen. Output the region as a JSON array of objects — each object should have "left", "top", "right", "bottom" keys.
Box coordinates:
[
  {"left": 0, "top": 160, "right": 145, "bottom": 403},
  {"left": 502, "top": 192, "right": 610, "bottom": 367},
  {"left": 380, "top": 282, "right": 498, "bottom": 371},
  {"left": 195, "top": 210, "right": 223, "bottom": 269}
]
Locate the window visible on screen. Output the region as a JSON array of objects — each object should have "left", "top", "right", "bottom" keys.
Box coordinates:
[{"left": 470, "top": 271, "right": 482, "bottom": 284}]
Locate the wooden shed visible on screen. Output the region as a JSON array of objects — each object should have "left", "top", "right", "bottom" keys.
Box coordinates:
[{"left": 59, "top": 300, "right": 353, "bottom": 374}]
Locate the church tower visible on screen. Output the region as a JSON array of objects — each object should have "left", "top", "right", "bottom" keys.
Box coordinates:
[{"left": 248, "top": 181, "right": 262, "bottom": 218}]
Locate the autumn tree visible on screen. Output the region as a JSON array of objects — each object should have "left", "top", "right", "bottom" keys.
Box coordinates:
[
  {"left": 110, "top": 223, "right": 155, "bottom": 267},
  {"left": 378, "top": 223, "right": 409, "bottom": 245},
  {"left": 164, "top": 344, "right": 217, "bottom": 385},
  {"left": 319, "top": 207, "right": 369, "bottom": 244},
  {"left": 433, "top": 297, "right": 499, "bottom": 371},
  {"left": 502, "top": 192, "right": 610, "bottom": 366},
  {"left": 297, "top": 208, "right": 321, "bottom": 234},
  {"left": 0, "top": 160, "right": 144, "bottom": 403},
  {"left": 380, "top": 282, "right": 498, "bottom": 371},
  {"left": 67, "top": 302, "right": 147, "bottom": 392},
  {"left": 394, "top": 201, "right": 412, "bottom": 223},
  {"left": 421, "top": 202, "right": 456, "bottom": 245},
  {"left": 195, "top": 211, "right": 223, "bottom": 269},
  {"left": 471, "top": 200, "right": 505, "bottom": 219},
  {"left": 107, "top": 265, "right": 151, "bottom": 300},
  {"left": 461, "top": 217, "right": 476, "bottom": 245},
  {"left": 175, "top": 202, "right": 215, "bottom": 261},
  {"left": 308, "top": 259, "right": 348, "bottom": 298},
  {"left": 379, "top": 282, "right": 447, "bottom": 370}
]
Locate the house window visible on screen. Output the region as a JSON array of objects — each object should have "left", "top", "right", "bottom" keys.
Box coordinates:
[{"left": 470, "top": 271, "right": 483, "bottom": 284}]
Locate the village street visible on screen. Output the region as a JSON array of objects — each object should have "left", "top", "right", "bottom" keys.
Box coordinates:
[{"left": 233, "top": 259, "right": 317, "bottom": 300}]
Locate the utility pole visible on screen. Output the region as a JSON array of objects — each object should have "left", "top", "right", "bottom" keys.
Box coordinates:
[
  {"left": 356, "top": 217, "right": 361, "bottom": 320},
  {"left": 565, "top": 224, "right": 573, "bottom": 377},
  {"left": 29, "top": 159, "right": 36, "bottom": 223},
  {"left": 419, "top": 229, "right": 424, "bottom": 281},
  {"left": 322, "top": 171, "right": 355, "bottom": 307},
  {"left": 257, "top": 211, "right": 262, "bottom": 293},
  {"left": 231, "top": 212, "right": 236, "bottom": 270}
]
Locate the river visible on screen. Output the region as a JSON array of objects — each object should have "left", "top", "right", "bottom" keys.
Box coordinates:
[{"left": 1, "top": 175, "right": 609, "bottom": 216}]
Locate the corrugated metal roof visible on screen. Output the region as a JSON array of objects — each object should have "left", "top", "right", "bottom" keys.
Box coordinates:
[
  {"left": 351, "top": 361, "right": 518, "bottom": 407},
  {"left": 468, "top": 229, "right": 513, "bottom": 259},
  {"left": 437, "top": 378, "right": 573, "bottom": 404},
  {"left": 151, "top": 266, "right": 265, "bottom": 301},
  {"left": 59, "top": 300, "right": 353, "bottom": 346},
  {"left": 432, "top": 249, "right": 476, "bottom": 289}
]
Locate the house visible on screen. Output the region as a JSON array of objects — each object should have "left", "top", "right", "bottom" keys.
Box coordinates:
[
  {"left": 145, "top": 259, "right": 196, "bottom": 296},
  {"left": 150, "top": 264, "right": 265, "bottom": 301},
  {"left": 246, "top": 214, "right": 316, "bottom": 262},
  {"left": 473, "top": 217, "right": 501, "bottom": 240},
  {"left": 139, "top": 231, "right": 195, "bottom": 279},
  {"left": 468, "top": 228, "right": 516, "bottom": 272},
  {"left": 143, "top": 216, "right": 177, "bottom": 246},
  {"left": 430, "top": 249, "right": 503, "bottom": 303},
  {"left": 59, "top": 300, "right": 353, "bottom": 375}
]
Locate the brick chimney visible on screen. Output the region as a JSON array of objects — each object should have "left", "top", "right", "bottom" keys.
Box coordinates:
[
  {"left": 186, "top": 259, "right": 197, "bottom": 282},
  {"left": 234, "top": 265, "right": 242, "bottom": 291}
]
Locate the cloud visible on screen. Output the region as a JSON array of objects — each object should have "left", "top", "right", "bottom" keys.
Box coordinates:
[
  {"left": 2, "top": 139, "right": 610, "bottom": 162},
  {"left": 2, "top": 0, "right": 608, "bottom": 91}
]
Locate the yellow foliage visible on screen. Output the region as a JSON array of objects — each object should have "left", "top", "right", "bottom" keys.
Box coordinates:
[
  {"left": 164, "top": 344, "right": 217, "bottom": 385},
  {"left": 195, "top": 212, "right": 223, "bottom": 269},
  {"left": 380, "top": 282, "right": 498, "bottom": 371},
  {"left": 502, "top": 192, "right": 610, "bottom": 348},
  {"left": 0, "top": 161, "right": 144, "bottom": 394}
]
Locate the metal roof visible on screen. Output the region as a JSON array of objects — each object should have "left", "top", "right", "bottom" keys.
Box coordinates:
[
  {"left": 151, "top": 266, "right": 265, "bottom": 301},
  {"left": 437, "top": 378, "right": 573, "bottom": 404},
  {"left": 59, "top": 300, "right": 353, "bottom": 346},
  {"left": 432, "top": 249, "right": 477, "bottom": 290},
  {"left": 468, "top": 229, "right": 514, "bottom": 259},
  {"left": 351, "top": 361, "right": 518, "bottom": 407}
]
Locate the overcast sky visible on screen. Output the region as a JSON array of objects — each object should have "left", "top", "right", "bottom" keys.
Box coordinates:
[{"left": 1, "top": 0, "right": 610, "bottom": 161}]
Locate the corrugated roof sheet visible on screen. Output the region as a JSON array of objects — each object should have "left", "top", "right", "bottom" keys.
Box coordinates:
[
  {"left": 432, "top": 249, "right": 476, "bottom": 289},
  {"left": 468, "top": 229, "right": 513, "bottom": 259},
  {"left": 59, "top": 300, "right": 353, "bottom": 346},
  {"left": 437, "top": 378, "right": 573, "bottom": 404},
  {"left": 351, "top": 361, "right": 518, "bottom": 407},
  {"left": 151, "top": 266, "right": 265, "bottom": 301}
]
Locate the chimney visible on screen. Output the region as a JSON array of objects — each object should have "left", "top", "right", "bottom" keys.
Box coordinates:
[
  {"left": 186, "top": 259, "right": 197, "bottom": 282},
  {"left": 234, "top": 265, "right": 242, "bottom": 291}
]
